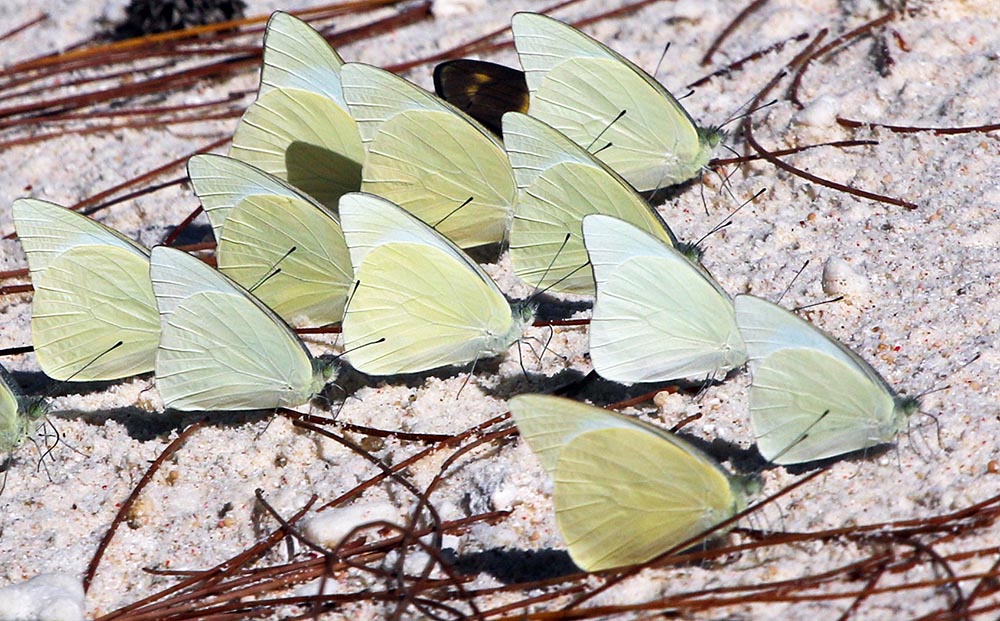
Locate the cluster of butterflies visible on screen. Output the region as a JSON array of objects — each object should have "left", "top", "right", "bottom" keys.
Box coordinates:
[{"left": 1, "top": 12, "right": 921, "bottom": 573}]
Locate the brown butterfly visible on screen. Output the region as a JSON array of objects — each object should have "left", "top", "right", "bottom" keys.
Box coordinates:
[{"left": 433, "top": 59, "right": 529, "bottom": 137}]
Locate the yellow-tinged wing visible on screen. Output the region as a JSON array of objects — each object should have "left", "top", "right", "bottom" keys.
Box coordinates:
[
  {"left": 512, "top": 12, "right": 720, "bottom": 191},
  {"left": 342, "top": 242, "right": 521, "bottom": 375},
  {"left": 342, "top": 62, "right": 516, "bottom": 248},
  {"left": 504, "top": 112, "right": 678, "bottom": 294},
  {"left": 229, "top": 12, "right": 362, "bottom": 208},
  {"left": 13, "top": 198, "right": 158, "bottom": 381},
  {"left": 150, "top": 246, "right": 330, "bottom": 411},
  {"left": 510, "top": 394, "right": 752, "bottom": 571}
]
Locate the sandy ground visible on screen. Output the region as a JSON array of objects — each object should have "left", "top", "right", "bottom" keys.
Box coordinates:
[{"left": 0, "top": 0, "right": 998, "bottom": 619}]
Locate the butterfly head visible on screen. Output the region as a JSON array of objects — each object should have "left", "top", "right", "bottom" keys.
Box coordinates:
[
  {"left": 893, "top": 394, "right": 922, "bottom": 431},
  {"left": 24, "top": 397, "right": 49, "bottom": 423},
  {"left": 732, "top": 472, "right": 763, "bottom": 513},
  {"left": 699, "top": 126, "right": 726, "bottom": 150},
  {"left": 312, "top": 356, "right": 340, "bottom": 396},
  {"left": 676, "top": 241, "right": 705, "bottom": 264},
  {"left": 512, "top": 300, "right": 537, "bottom": 334},
  {"left": 489, "top": 301, "right": 537, "bottom": 356}
]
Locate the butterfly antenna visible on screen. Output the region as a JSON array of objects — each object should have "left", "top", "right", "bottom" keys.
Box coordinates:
[
  {"left": 792, "top": 296, "right": 844, "bottom": 312},
  {"left": 652, "top": 42, "right": 672, "bottom": 79},
  {"left": 523, "top": 233, "right": 574, "bottom": 301},
  {"left": 432, "top": 197, "right": 474, "bottom": 231},
  {"left": 691, "top": 187, "right": 765, "bottom": 252},
  {"left": 776, "top": 260, "right": 809, "bottom": 304},
  {"left": 586, "top": 109, "right": 627, "bottom": 152},
  {"left": 915, "top": 352, "right": 980, "bottom": 401},
  {"left": 767, "top": 409, "right": 832, "bottom": 464},
  {"left": 37, "top": 341, "right": 126, "bottom": 404},
  {"left": 248, "top": 246, "right": 297, "bottom": 293},
  {"left": 718, "top": 97, "right": 778, "bottom": 132},
  {"left": 335, "top": 280, "right": 363, "bottom": 349},
  {"left": 522, "top": 232, "right": 590, "bottom": 308},
  {"left": 590, "top": 141, "right": 614, "bottom": 157},
  {"left": 458, "top": 354, "right": 481, "bottom": 399},
  {"left": 335, "top": 337, "right": 386, "bottom": 362}
]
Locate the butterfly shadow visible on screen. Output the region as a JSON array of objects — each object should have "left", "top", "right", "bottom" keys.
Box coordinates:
[
  {"left": 12, "top": 368, "right": 140, "bottom": 401},
  {"left": 447, "top": 547, "right": 579, "bottom": 584},
  {"left": 160, "top": 220, "right": 212, "bottom": 247},
  {"left": 465, "top": 242, "right": 506, "bottom": 266},
  {"left": 56, "top": 407, "right": 271, "bottom": 443},
  {"left": 525, "top": 294, "right": 591, "bottom": 322},
  {"left": 776, "top": 443, "right": 895, "bottom": 476},
  {"left": 331, "top": 360, "right": 508, "bottom": 396},
  {"left": 479, "top": 367, "right": 589, "bottom": 402}
]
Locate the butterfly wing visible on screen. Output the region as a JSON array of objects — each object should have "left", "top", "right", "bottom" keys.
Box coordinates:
[
  {"left": 32, "top": 246, "right": 159, "bottom": 380},
  {"left": 218, "top": 195, "right": 352, "bottom": 326},
  {"left": 504, "top": 112, "right": 678, "bottom": 294},
  {"left": 341, "top": 63, "right": 516, "bottom": 248},
  {"left": 512, "top": 12, "right": 718, "bottom": 191},
  {"left": 229, "top": 12, "right": 363, "bottom": 208},
  {"left": 12, "top": 198, "right": 147, "bottom": 274},
  {"left": 342, "top": 242, "right": 519, "bottom": 375},
  {"left": 150, "top": 246, "right": 324, "bottom": 411},
  {"left": 188, "top": 153, "right": 310, "bottom": 238},
  {"left": 0, "top": 365, "right": 30, "bottom": 452},
  {"left": 13, "top": 199, "right": 158, "bottom": 381},
  {"left": 584, "top": 215, "right": 746, "bottom": 382},
  {"left": 750, "top": 348, "right": 902, "bottom": 464},
  {"left": 735, "top": 294, "right": 899, "bottom": 393},
  {"left": 734, "top": 295, "right": 911, "bottom": 464},
  {"left": 510, "top": 394, "right": 745, "bottom": 572},
  {"left": 433, "top": 59, "right": 529, "bottom": 136},
  {"left": 338, "top": 192, "right": 493, "bottom": 281}
]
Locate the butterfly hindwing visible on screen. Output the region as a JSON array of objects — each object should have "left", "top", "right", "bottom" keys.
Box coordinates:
[
  {"left": 433, "top": 59, "right": 529, "bottom": 136},
  {"left": 512, "top": 12, "right": 720, "bottom": 192},
  {"left": 583, "top": 215, "right": 746, "bottom": 383},
  {"left": 734, "top": 294, "right": 916, "bottom": 464},
  {"left": 339, "top": 194, "right": 526, "bottom": 375},
  {"left": 510, "top": 394, "right": 752, "bottom": 571},
  {"left": 13, "top": 199, "right": 158, "bottom": 381},
  {"left": 341, "top": 63, "right": 517, "bottom": 248},
  {"left": 504, "top": 112, "right": 678, "bottom": 294},
  {"left": 229, "top": 12, "right": 363, "bottom": 208},
  {"left": 150, "top": 246, "right": 328, "bottom": 411}
]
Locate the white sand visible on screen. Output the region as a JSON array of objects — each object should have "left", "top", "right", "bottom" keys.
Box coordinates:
[{"left": 1, "top": 0, "right": 999, "bottom": 618}]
